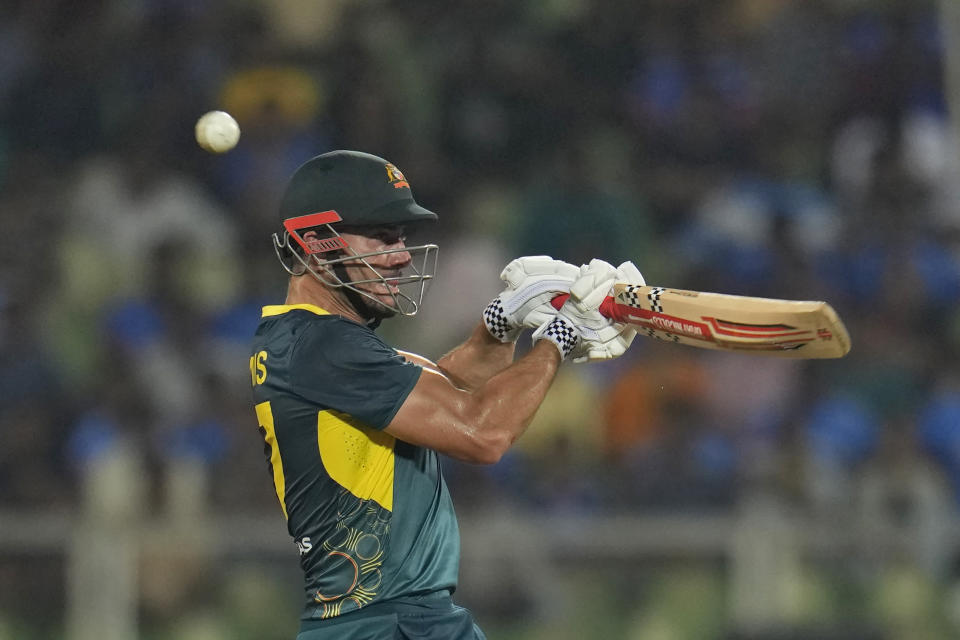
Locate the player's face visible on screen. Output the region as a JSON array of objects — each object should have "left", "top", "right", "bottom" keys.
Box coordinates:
[{"left": 338, "top": 226, "right": 412, "bottom": 313}]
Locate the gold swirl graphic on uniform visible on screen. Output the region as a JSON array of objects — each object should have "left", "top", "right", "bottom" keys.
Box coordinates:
[{"left": 313, "top": 489, "right": 390, "bottom": 617}]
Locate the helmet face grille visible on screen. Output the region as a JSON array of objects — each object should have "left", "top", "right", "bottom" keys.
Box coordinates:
[{"left": 272, "top": 228, "right": 438, "bottom": 317}]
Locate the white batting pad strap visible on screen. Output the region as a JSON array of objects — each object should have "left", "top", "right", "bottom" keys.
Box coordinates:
[{"left": 531, "top": 315, "right": 580, "bottom": 360}]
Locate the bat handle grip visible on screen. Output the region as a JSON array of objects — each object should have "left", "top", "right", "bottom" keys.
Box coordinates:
[{"left": 550, "top": 293, "right": 620, "bottom": 321}]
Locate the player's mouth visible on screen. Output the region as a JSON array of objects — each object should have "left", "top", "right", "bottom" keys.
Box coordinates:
[
  {"left": 383, "top": 277, "right": 402, "bottom": 293},
  {"left": 375, "top": 271, "right": 404, "bottom": 292},
  {"left": 356, "top": 275, "right": 402, "bottom": 296}
]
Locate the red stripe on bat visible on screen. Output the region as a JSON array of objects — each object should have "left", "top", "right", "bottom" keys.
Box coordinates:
[
  {"left": 712, "top": 319, "right": 797, "bottom": 332},
  {"left": 706, "top": 318, "right": 813, "bottom": 339}
]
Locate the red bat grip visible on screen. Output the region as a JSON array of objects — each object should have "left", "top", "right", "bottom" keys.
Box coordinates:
[
  {"left": 549, "top": 293, "right": 570, "bottom": 310},
  {"left": 550, "top": 293, "right": 621, "bottom": 321}
]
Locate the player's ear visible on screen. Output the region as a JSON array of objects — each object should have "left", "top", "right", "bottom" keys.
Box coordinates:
[{"left": 301, "top": 230, "right": 323, "bottom": 254}]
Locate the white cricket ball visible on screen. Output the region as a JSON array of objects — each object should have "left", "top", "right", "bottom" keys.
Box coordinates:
[{"left": 195, "top": 110, "right": 240, "bottom": 153}]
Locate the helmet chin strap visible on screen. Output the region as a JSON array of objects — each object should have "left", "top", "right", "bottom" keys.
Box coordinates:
[{"left": 332, "top": 262, "right": 384, "bottom": 329}]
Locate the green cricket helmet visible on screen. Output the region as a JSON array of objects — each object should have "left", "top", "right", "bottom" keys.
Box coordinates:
[{"left": 273, "top": 150, "right": 439, "bottom": 317}]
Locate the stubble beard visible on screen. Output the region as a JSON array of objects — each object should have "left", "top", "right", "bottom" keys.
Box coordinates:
[{"left": 353, "top": 291, "right": 398, "bottom": 321}]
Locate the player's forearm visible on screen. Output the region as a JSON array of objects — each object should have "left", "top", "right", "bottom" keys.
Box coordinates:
[
  {"left": 436, "top": 322, "right": 516, "bottom": 391},
  {"left": 387, "top": 338, "right": 561, "bottom": 465},
  {"left": 464, "top": 340, "right": 561, "bottom": 462}
]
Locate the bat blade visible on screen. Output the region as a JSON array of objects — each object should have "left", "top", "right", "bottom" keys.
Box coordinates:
[{"left": 610, "top": 284, "right": 851, "bottom": 358}]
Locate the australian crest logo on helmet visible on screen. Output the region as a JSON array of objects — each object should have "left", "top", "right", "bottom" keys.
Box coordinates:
[
  {"left": 272, "top": 150, "right": 440, "bottom": 317},
  {"left": 385, "top": 164, "right": 409, "bottom": 190}
]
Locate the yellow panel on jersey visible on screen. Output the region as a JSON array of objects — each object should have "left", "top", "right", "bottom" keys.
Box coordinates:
[
  {"left": 317, "top": 411, "right": 395, "bottom": 512},
  {"left": 255, "top": 401, "right": 288, "bottom": 519}
]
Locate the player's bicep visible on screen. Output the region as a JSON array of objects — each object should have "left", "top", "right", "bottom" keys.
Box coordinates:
[
  {"left": 385, "top": 369, "right": 500, "bottom": 464},
  {"left": 397, "top": 350, "right": 473, "bottom": 391},
  {"left": 396, "top": 350, "right": 444, "bottom": 376}
]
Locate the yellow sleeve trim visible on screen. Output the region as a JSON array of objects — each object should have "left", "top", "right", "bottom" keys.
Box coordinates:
[{"left": 262, "top": 303, "right": 331, "bottom": 317}]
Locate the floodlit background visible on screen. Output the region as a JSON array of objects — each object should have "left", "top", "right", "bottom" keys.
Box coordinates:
[{"left": 3, "top": 0, "right": 960, "bottom": 638}]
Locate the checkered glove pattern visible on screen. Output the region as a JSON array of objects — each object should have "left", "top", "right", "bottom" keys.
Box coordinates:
[
  {"left": 482, "top": 256, "right": 580, "bottom": 343},
  {"left": 482, "top": 296, "right": 518, "bottom": 342},
  {"left": 563, "top": 259, "right": 645, "bottom": 363},
  {"left": 531, "top": 314, "right": 580, "bottom": 360}
]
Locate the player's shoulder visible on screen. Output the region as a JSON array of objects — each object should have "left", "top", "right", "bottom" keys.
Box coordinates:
[
  {"left": 300, "top": 315, "right": 397, "bottom": 357},
  {"left": 254, "top": 304, "right": 408, "bottom": 363}
]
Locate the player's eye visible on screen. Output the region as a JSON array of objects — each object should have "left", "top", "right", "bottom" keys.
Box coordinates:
[{"left": 374, "top": 227, "right": 406, "bottom": 245}]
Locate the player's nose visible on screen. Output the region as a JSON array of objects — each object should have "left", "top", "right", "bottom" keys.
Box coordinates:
[{"left": 383, "top": 240, "right": 411, "bottom": 267}]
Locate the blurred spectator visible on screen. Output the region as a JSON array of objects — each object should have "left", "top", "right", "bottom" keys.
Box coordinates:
[
  {"left": 803, "top": 392, "right": 879, "bottom": 512},
  {"left": 917, "top": 377, "right": 960, "bottom": 503},
  {"left": 0, "top": 289, "right": 71, "bottom": 508},
  {"left": 601, "top": 346, "right": 709, "bottom": 462},
  {"left": 513, "top": 131, "right": 656, "bottom": 268},
  {"left": 214, "top": 64, "right": 330, "bottom": 234}
]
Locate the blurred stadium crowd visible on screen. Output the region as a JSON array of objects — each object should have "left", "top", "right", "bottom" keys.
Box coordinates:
[{"left": 3, "top": 0, "right": 960, "bottom": 638}]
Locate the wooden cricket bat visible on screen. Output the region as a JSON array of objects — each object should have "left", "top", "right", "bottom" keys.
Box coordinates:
[{"left": 553, "top": 284, "right": 851, "bottom": 358}]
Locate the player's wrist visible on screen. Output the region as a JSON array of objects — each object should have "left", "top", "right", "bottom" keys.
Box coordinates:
[{"left": 531, "top": 314, "right": 580, "bottom": 360}]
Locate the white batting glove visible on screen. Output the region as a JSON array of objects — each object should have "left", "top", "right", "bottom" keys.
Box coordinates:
[
  {"left": 563, "top": 259, "right": 646, "bottom": 362},
  {"left": 482, "top": 256, "right": 579, "bottom": 342}
]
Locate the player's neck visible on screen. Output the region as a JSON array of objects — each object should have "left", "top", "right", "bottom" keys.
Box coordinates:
[{"left": 286, "top": 275, "right": 364, "bottom": 324}]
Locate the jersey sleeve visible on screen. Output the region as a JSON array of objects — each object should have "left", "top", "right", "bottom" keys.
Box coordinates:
[{"left": 287, "top": 319, "right": 422, "bottom": 430}]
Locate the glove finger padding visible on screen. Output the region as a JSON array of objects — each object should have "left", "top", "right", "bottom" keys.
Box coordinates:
[
  {"left": 500, "top": 255, "right": 581, "bottom": 288},
  {"left": 516, "top": 303, "right": 559, "bottom": 332},
  {"left": 616, "top": 261, "right": 646, "bottom": 286},
  {"left": 569, "top": 322, "right": 623, "bottom": 362},
  {"left": 540, "top": 257, "right": 645, "bottom": 362},
  {"left": 559, "top": 289, "right": 636, "bottom": 363},
  {"left": 574, "top": 325, "right": 637, "bottom": 363},
  {"left": 569, "top": 258, "right": 619, "bottom": 311}
]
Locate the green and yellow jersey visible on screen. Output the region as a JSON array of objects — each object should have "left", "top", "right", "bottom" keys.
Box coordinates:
[{"left": 249, "top": 304, "right": 461, "bottom": 621}]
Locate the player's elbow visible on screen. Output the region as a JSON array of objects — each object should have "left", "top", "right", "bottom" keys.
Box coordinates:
[{"left": 463, "top": 428, "right": 513, "bottom": 465}]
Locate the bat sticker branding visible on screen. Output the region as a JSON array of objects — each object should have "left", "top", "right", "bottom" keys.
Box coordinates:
[{"left": 640, "top": 313, "right": 707, "bottom": 338}]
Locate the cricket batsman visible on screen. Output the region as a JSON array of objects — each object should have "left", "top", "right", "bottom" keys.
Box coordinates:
[{"left": 249, "top": 150, "right": 643, "bottom": 639}]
